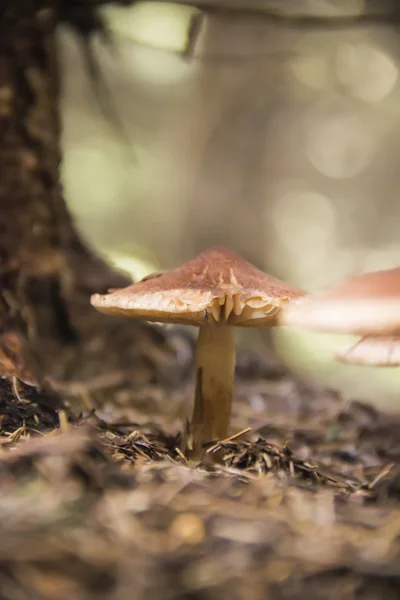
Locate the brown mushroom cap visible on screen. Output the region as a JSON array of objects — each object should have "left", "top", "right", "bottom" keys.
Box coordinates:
[
  {"left": 336, "top": 336, "right": 400, "bottom": 367},
  {"left": 91, "top": 247, "right": 304, "bottom": 327},
  {"left": 280, "top": 267, "right": 400, "bottom": 336}
]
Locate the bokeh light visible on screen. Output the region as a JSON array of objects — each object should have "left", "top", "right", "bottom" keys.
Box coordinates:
[
  {"left": 336, "top": 42, "right": 398, "bottom": 103},
  {"left": 290, "top": 53, "right": 328, "bottom": 91},
  {"left": 272, "top": 190, "right": 336, "bottom": 253},
  {"left": 104, "top": 2, "right": 198, "bottom": 53},
  {"left": 307, "top": 114, "right": 374, "bottom": 179}
]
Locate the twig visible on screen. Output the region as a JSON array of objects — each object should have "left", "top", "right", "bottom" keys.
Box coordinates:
[
  {"left": 206, "top": 427, "right": 252, "bottom": 454},
  {"left": 367, "top": 463, "right": 395, "bottom": 490}
]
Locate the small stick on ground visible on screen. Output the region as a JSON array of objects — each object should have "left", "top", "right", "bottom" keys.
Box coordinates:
[{"left": 206, "top": 427, "right": 252, "bottom": 455}]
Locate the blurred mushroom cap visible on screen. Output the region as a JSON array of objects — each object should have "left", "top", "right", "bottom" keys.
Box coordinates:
[
  {"left": 91, "top": 247, "right": 304, "bottom": 327},
  {"left": 281, "top": 267, "right": 400, "bottom": 336},
  {"left": 336, "top": 336, "right": 400, "bottom": 367}
]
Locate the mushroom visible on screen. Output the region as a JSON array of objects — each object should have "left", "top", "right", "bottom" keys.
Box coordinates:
[
  {"left": 336, "top": 335, "right": 400, "bottom": 366},
  {"left": 279, "top": 266, "right": 400, "bottom": 367},
  {"left": 91, "top": 247, "right": 304, "bottom": 457}
]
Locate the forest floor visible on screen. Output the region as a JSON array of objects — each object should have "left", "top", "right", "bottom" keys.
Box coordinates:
[{"left": 1, "top": 316, "right": 400, "bottom": 600}]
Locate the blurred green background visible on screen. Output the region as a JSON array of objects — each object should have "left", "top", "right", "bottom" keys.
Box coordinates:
[{"left": 59, "top": 1, "right": 400, "bottom": 410}]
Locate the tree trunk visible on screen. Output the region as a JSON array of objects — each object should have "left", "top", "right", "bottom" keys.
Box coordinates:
[{"left": 0, "top": 3, "right": 163, "bottom": 386}]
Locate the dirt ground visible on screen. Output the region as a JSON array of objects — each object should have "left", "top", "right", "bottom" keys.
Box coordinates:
[{"left": 1, "top": 316, "right": 400, "bottom": 600}]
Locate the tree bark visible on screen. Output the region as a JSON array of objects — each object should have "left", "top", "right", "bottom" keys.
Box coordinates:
[{"left": 0, "top": 3, "right": 155, "bottom": 385}]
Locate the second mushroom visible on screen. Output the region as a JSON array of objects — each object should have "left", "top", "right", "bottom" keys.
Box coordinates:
[
  {"left": 91, "top": 247, "right": 304, "bottom": 458},
  {"left": 280, "top": 266, "right": 400, "bottom": 367}
]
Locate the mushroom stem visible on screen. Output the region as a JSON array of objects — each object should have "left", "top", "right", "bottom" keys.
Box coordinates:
[{"left": 190, "top": 324, "right": 235, "bottom": 458}]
